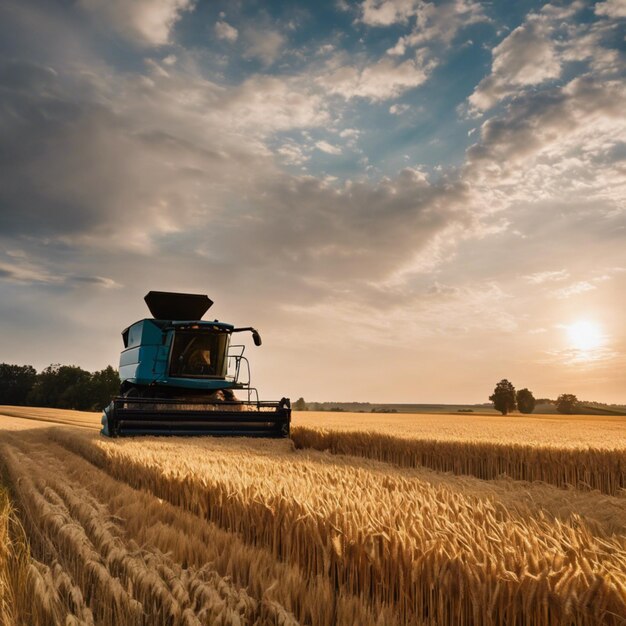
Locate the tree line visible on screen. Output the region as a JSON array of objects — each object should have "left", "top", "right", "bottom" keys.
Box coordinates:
[
  {"left": 489, "top": 379, "right": 579, "bottom": 415},
  {"left": 0, "top": 363, "right": 119, "bottom": 412}
]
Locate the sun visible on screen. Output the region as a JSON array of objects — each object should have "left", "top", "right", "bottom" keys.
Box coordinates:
[{"left": 565, "top": 320, "right": 605, "bottom": 352}]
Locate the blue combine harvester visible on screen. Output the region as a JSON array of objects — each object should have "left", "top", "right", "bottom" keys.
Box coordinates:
[{"left": 101, "top": 291, "right": 291, "bottom": 437}]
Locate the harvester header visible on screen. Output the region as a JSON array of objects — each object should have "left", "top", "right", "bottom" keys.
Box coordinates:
[{"left": 101, "top": 291, "right": 290, "bottom": 438}]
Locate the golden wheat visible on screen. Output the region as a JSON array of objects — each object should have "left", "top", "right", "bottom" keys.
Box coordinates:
[
  {"left": 1, "top": 428, "right": 400, "bottom": 626},
  {"left": 52, "top": 428, "right": 626, "bottom": 626},
  {"left": 4, "top": 406, "right": 624, "bottom": 493},
  {"left": 0, "top": 487, "right": 10, "bottom": 626},
  {"left": 0, "top": 405, "right": 100, "bottom": 430},
  {"left": 0, "top": 481, "right": 66, "bottom": 626},
  {"left": 2, "top": 437, "right": 293, "bottom": 625},
  {"left": 291, "top": 427, "right": 626, "bottom": 495},
  {"left": 2, "top": 407, "right": 626, "bottom": 625},
  {"left": 295, "top": 410, "right": 626, "bottom": 449},
  {"left": 0, "top": 484, "right": 24, "bottom": 626}
]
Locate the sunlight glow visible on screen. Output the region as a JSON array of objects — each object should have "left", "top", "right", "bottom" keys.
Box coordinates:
[{"left": 565, "top": 320, "right": 605, "bottom": 352}]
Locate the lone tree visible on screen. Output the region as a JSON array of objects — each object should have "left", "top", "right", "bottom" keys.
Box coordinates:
[
  {"left": 489, "top": 379, "right": 516, "bottom": 415},
  {"left": 516, "top": 388, "right": 536, "bottom": 414},
  {"left": 556, "top": 393, "right": 579, "bottom": 414},
  {"left": 293, "top": 397, "right": 307, "bottom": 411}
]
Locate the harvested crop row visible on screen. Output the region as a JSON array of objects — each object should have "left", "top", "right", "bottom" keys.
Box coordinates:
[
  {"left": 292, "top": 427, "right": 626, "bottom": 496},
  {"left": 3, "top": 430, "right": 399, "bottom": 626},
  {"left": 57, "top": 429, "right": 626, "bottom": 626},
  {"left": 1, "top": 438, "right": 281, "bottom": 626}
]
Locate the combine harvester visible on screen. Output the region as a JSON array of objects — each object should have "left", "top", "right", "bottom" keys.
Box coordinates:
[{"left": 101, "top": 291, "right": 291, "bottom": 438}]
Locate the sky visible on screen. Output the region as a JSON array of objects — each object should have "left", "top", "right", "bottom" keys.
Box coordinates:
[{"left": 0, "top": 0, "right": 625, "bottom": 404}]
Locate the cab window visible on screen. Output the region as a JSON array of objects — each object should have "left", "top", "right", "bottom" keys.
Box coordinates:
[{"left": 169, "top": 331, "right": 228, "bottom": 378}]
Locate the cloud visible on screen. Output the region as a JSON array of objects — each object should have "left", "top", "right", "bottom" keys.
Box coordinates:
[
  {"left": 218, "top": 74, "right": 330, "bottom": 134},
  {"left": 468, "top": 2, "right": 623, "bottom": 112},
  {"left": 0, "top": 259, "right": 117, "bottom": 289},
  {"left": 315, "top": 140, "right": 342, "bottom": 155},
  {"left": 524, "top": 270, "right": 569, "bottom": 284},
  {"left": 193, "top": 168, "right": 473, "bottom": 290},
  {"left": 215, "top": 20, "right": 238, "bottom": 42},
  {"left": 285, "top": 278, "right": 518, "bottom": 350},
  {"left": 78, "top": 0, "right": 194, "bottom": 46},
  {"left": 338, "top": 128, "right": 360, "bottom": 148},
  {"left": 532, "top": 268, "right": 623, "bottom": 296},
  {"left": 0, "top": 262, "right": 55, "bottom": 285},
  {"left": 0, "top": 58, "right": 331, "bottom": 247},
  {"left": 0, "top": 49, "right": 474, "bottom": 298},
  {"left": 378, "top": 0, "right": 488, "bottom": 54},
  {"left": 67, "top": 276, "right": 119, "bottom": 288},
  {"left": 317, "top": 43, "right": 335, "bottom": 55},
  {"left": 595, "top": 0, "right": 626, "bottom": 19},
  {"left": 554, "top": 281, "right": 596, "bottom": 298},
  {"left": 318, "top": 55, "right": 432, "bottom": 101},
  {"left": 469, "top": 18, "right": 561, "bottom": 111},
  {"left": 339, "top": 128, "right": 360, "bottom": 140},
  {"left": 360, "top": 0, "right": 420, "bottom": 26},
  {"left": 277, "top": 141, "right": 309, "bottom": 165},
  {"left": 0, "top": 61, "right": 170, "bottom": 240},
  {"left": 466, "top": 76, "right": 626, "bottom": 182},
  {"left": 522, "top": 264, "right": 625, "bottom": 300},
  {"left": 427, "top": 281, "right": 460, "bottom": 296},
  {"left": 243, "top": 28, "right": 286, "bottom": 65},
  {"left": 389, "top": 103, "right": 409, "bottom": 115}
]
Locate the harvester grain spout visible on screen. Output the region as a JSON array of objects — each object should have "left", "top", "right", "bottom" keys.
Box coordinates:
[{"left": 101, "top": 291, "right": 291, "bottom": 438}]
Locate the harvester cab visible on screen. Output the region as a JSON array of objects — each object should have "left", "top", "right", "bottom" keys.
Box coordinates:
[{"left": 101, "top": 291, "right": 291, "bottom": 438}]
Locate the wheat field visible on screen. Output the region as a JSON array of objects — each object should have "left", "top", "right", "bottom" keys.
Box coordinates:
[{"left": 0, "top": 406, "right": 625, "bottom": 625}]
